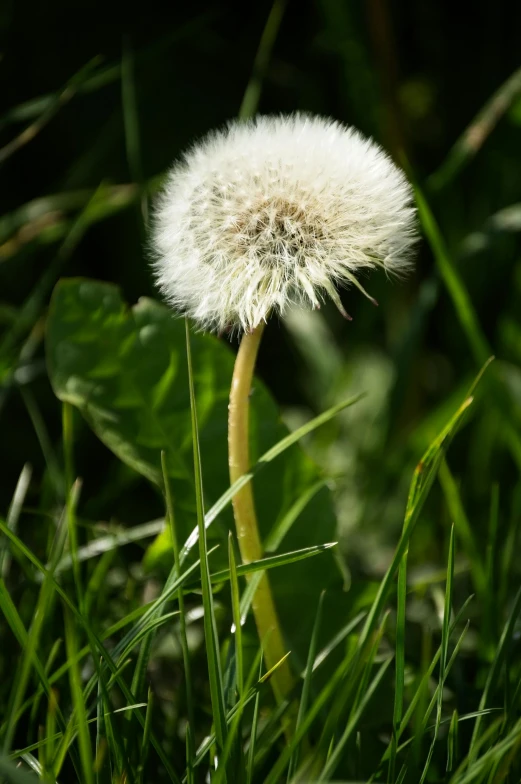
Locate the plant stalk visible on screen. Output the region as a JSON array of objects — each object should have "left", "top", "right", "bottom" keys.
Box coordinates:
[{"left": 228, "top": 322, "right": 294, "bottom": 705}]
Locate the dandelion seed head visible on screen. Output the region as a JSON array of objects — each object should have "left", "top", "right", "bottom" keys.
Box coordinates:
[{"left": 152, "top": 114, "right": 418, "bottom": 333}]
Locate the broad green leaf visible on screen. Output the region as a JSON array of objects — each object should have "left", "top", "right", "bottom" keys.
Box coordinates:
[{"left": 46, "top": 278, "right": 351, "bottom": 659}]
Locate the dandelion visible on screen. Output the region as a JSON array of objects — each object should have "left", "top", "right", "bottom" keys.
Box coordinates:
[
  {"left": 152, "top": 114, "right": 417, "bottom": 716},
  {"left": 152, "top": 113, "right": 417, "bottom": 333}
]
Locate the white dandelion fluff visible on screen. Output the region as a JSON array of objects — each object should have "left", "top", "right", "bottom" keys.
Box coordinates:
[{"left": 152, "top": 113, "right": 417, "bottom": 333}]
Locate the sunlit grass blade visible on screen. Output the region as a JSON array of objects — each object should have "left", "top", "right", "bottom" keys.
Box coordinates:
[
  {"left": 162, "top": 451, "right": 195, "bottom": 748},
  {"left": 262, "top": 639, "right": 358, "bottom": 782},
  {"left": 389, "top": 540, "right": 408, "bottom": 783},
  {"left": 43, "top": 689, "right": 58, "bottom": 779},
  {"left": 115, "top": 612, "right": 179, "bottom": 664},
  {"left": 0, "top": 517, "right": 191, "bottom": 783},
  {"left": 377, "top": 597, "right": 474, "bottom": 773},
  {"left": 418, "top": 619, "right": 470, "bottom": 738},
  {"left": 191, "top": 648, "right": 266, "bottom": 773},
  {"left": 17, "top": 604, "right": 158, "bottom": 724},
  {"left": 64, "top": 608, "right": 94, "bottom": 784},
  {"left": 84, "top": 550, "right": 116, "bottom": 619},
  {"left": 185, "top": 724, "right": 195, "bottom": 784},
  {"left": 428, "top": 64, "right": 521, "bottom": 191},
  {"left": 185, "top": 320, "right": 228, "bottom": 765},
  {"left": 110, "top": 551, "right": 215, "bottom": 672},
  {"left": 228, "top": 532, "right": 243, "bottom": 699},
  {"left": 287, "top": 590, "right": 324, "bottom": 781},
  {"left": 499, "top": 482, "right": 521, "bottom": 622},
  {"left": 198, "top": 542, "right": 336, "bottom": 588},
  {"left": 484, "top": 483, "right": 500, "bottom": 649},
  {"left": 94, "top": 671, "right": 111, "bottom": 784},
  {"left": 439, "top": 459, "right": 486, "bottom": 599},
  {"left": 72, "top": 625, "right": 181, "bottom": 783},
  {"left": 310, "top": 611, "right": 365, "bottom": 673},
  {"left": 468, "top": 585, "right": 521, "bottom": 759},
  {"left": 239, "top": 0, "right": 287, "bottom": 120},
  {"left": 239, "top": 481, "right": 328, "bottom": 623},
  {"left": 63, "top": 402, "right": 82, "bottom": 604},
  {"left": 320, "top": 657, "right": 393, "bottom": 781},
  {"left": 418, "top": 524, "right": 456, "bottom": 784},
  {"left": 1, "top": 489, "right": 75, "bottom": 754},
  {"left": 447, "top": 709, "right": 459, "bottom": 772},
  {"left": 415, "top": 184, "right": 521, "bottom": 473},
  {"left": 0, "top": 57, "right": 103, "bottom": 166},
  {"left": 0, "top": 19, "right": 217, "bottom": 129},
  {"left": 250, "top": 695, "right": 291, "bottom": 770},
  {"left": 264, "top": 394, "right": 472, "bottom": 784},
  {"left": 215, "top": 647, "right": 267, "bottom": 784},
  {"left": 266, "top": 480, "right": 327, "bottom": 553},
  {"left": 317, "top": 610, "right": 390, "bottom": 777},
  {"left": 0, "top": 463, "right": 32, "bottom": 579},
  {"left": 52, "top": 632, "right": 126, "bottom": 783},
  {"left": 246, "top": 654, "right": 264, "bottom": 784},
  {"left": 128, "top": 620, "right": 157, "bottom": 759},
  {"left": 10, "top": 704, "right": 147, "bottom": 762},
  {"left": 1, "top": 185, "right": 113, "bottom": 361},
  {"left": 415, "top": 185, "right": 490, "bottom": 364},
  {"left": 356, "top": 395, "right": 472, "bottom": 664},
  {"left": 180, "top": 392, "right": 364, "bottom": 561},
  {"left": 19, "top": 387, "right": 63, "bottom": 500},
  {"left": 52, "top": 518, "right": 164, "bottom": 575},
  {"left": 136, "top": 687, "right": 153, "bottom": 784},
  {"left": 450, "top": 717, "right": 503, "bottom": 782},
  {"left": 451, "top": 718, "right": 521, "bottom": 784},
  {"left": 0, "top": 581, "right": 66, "bottom": 754}
]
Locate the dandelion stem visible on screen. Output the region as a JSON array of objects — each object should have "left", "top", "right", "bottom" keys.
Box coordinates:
[{"left": 228, "top": 322, "right": 294, "bottom": 706}]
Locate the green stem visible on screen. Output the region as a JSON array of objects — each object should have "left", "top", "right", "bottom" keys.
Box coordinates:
[{"left": 228, "top": 323, "right": 294, "bottom": 705}]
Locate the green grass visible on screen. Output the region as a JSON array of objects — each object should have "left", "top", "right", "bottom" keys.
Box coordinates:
[{"left": 1, "top": 2, "right": 521, "bottom": 782}]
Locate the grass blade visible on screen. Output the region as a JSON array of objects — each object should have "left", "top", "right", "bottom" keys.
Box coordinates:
[
  {"left": 418, "top": 524, "right": 456, "bottom": 783},
  {"left": 0, "top": 57, "right": 102, "bottom": 166},
  {"left": 185, "top": 320, "right": 228, "bottom": 761},
  {"left": 64, "top": 608, "right": 94, "bottom": 784},
  {"left": 199, "top": 542, "right": 336, "bottom": 588},
  {"left": 228, "top": 532, "right": 243, "bottom": 699},
  {"left": 447, "top": 709, "right": 459, "bottom": 772},
  {"left": 180, "top": 392, "right": 364, "bottom": 561},
  {"left": 162, "top": 451, "right": 195, "bottom": 750},
  {"left": 287, "top": 590, "right": 325, "bottom": 781},
  {"left": 415, "top": 185, "right": 490, "bottom": 364},
  {"left": 63, "top": 402, "right": 82, "bottom": 605},
  {"left": 468, "top": 585, "right": 521, "bottom": 759},
  {"left": 239, "top": 0, "right": 287, "bottom": 120},
  {"left": 377, "top": 598, "right": 474, "bottom": 772},
  {"left": 246, "top": 654, "right": 264, "bottom": 784},
  {"left": 239, "top": 482, "right": 328, "bottom": 623},
  {"left": 0, "top": 463, "right": 32, "bottom": 579},
  {"left": 484, "top": 483, "right": 500, "bottom": 649},
  {"left": 356, "top": 395, "right": 472, "bottom": 661},
  {"left": 428, "top": 65, "right": 521, "bottom": 191},
  {"left": 390, "top": 544, "right": 408, "bottom": 783},
  {"left": 415, "top": 184, "right": 521, "bottom": 473},
  {"left": 1, "top": 492, "right": 74, "bottom": 754},
  {"left": 52, "top": 518, "right": 164, "bottom": 575},
  {"left": 137, "top": 688, "right": 153, "bottom": 784},
  {"left": 321, "top": 657, "right": 393, "bottom": 781},
  {"left": 439, "top": 459, "right": 486, "bottom": 599}
]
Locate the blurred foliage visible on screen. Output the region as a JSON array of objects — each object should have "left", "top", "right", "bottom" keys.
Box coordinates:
[{"left": 1, "top": 0, "right": 521, "bottom": 781}]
